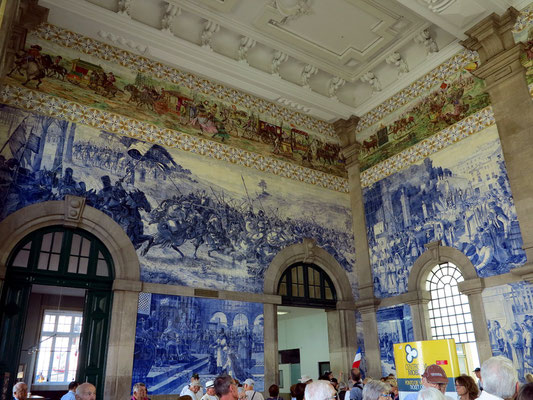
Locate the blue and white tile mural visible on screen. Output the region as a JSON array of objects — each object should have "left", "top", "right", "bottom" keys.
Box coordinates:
[
  {"left": 133, "top": 293, "right": 264, "bottom": 394},
  {"left": 482, "top": 282, "right": 533, "bottom": 383},
  {"left": 363, "top": 125, "right": 526, "bottom": 298},
  {"left": 0, "top": 105, "right": 357, "bottom": 295},
  {"left": 376, "top": 305, "right": 414, "bottom": 376}
]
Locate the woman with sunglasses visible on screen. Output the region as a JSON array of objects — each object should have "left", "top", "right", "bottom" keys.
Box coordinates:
[{"left": 454, "top": 375, "right": 479, "bottom": 400}]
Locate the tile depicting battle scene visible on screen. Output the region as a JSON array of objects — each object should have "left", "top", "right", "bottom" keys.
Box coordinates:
[
  {"left": 363, "top": 125, "right": 526, "bottom": 298},
  {"left": 132, "top": 293, "right": 264, "bottom": 394},
  {"left": 482, "top": 282, "right": 533, "bottom": 383},
  {"left": 358, "top": 67, "right": 489, "bottom": 172},
  {"left": 0, "top": 105, "right": 357, "bottom": 295},
  {"left": 2, "top": 25, "right": 345, "bottom": 177},
  {"left": 376, "top": 305, "right": 414, "bottom": 376}
]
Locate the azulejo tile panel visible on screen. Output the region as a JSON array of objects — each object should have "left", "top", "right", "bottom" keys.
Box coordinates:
[
  {"left": 33, "top": 23, "right": 335, "bottom": 139},
  {"left": 360, "top": 106, "right": 496, "bottom": 187},
  {"left": 513, "top": 4, "right": 533, "bottom": 35},
  {"left": 0, "top": 83, "right": 349, "bottom": 193},
  {"left": 356, "top": 50, "right": 479, "bottom": 134}
]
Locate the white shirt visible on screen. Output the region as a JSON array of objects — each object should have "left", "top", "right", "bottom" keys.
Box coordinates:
[
  {"left": 245, "top": 389, "right": 264, "bottom": 400},
  {"left": 201, "top": 394, "right": 218, "bottom": 400},
  {"left": 477, "top": 391, "right": 503, "bottom": 400}
]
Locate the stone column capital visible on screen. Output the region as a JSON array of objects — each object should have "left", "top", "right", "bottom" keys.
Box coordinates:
[
  {"left": 511, "top": 263, "right": 533, "bottom": 285},
  {"left": 404, "top": 289, "right": 432, "bottom": 306},
  {"left": 457, "top": 278, "right": 485, "bottom": 296},
  {"left": 334, "top": 115, "right": 360, "bottom": 148},
  {"left": 461, "top": 7, "right": 520, "bottom": 63},
  {"left": 355, "top": 296, "right": 381, "bottom": 314},
  {"left": 341, "top": 142, "right": 362, "bottom": 170}
]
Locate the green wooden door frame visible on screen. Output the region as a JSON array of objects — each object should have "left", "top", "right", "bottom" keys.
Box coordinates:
[{"left": 0, "top": 226, "right": 114, "bottom": 400}]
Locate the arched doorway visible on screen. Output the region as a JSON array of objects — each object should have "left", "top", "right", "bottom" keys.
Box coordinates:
[
  {"left": 0, "top": 197, "right": 141, "bottom": 400},
  {"left": 0, "top": 225, "right": 114, "bottom": 400},
  {"left": 263, "top": 239, "right": 357, "bottom": 391}
]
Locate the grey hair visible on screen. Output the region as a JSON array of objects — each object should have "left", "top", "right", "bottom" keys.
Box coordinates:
[
  {"left": 418, "top": 388, "right": 445, "bottom": 400},
  {"left": 13, "top": 382, "right": 27, "bottom": 394},
  {"left": 481, "top": 356, "right": 518, "bottom": 398},
  {"left": 133, "top": 383, "right": 146, "bottom": 393},
  {"left": 362, "top": 380, "right": 390, "bottom": 400},
  {"left": 304, "top": 380, "right": 336, "bottom": 400}
]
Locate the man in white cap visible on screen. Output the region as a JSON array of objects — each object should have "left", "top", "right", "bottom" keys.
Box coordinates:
[
  {"left": 201, "top": 380, "right": 218, "bottom": 400},
  {"left": 243, "top": 379, "right": 264, "bottom": 400},
  {"left": 298, "top": 376, "right": 312, "bottom": 384}
]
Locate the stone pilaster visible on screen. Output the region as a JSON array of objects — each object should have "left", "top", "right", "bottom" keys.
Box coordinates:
[
  {"left": 105, "top": 280, "right": 142, "bottom": 400},
  {"left": 457, "top": 278, "right": 491, "bottom": 363},
  {"left": 335, "top": 116, "right": 382, "bottom": 378},
  {"left": 355, "top": 298, "right": 381, "bottom": 378},
  {"left": 327, "top": 305, "right": 358, "bottom": 377},
  {"left": 462, "top": 8, "right": 533, "bottom": 263},
  {"left": 404, "top": 290, "right": 432, "bottom": 341},
  {"left": 263, "top": 303, "right": 278, "bottom": 392}
]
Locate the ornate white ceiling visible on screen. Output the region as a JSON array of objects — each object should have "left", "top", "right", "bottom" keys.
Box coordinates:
[{"left": 39, "top": 0, "right": 531, "bottom": 124}]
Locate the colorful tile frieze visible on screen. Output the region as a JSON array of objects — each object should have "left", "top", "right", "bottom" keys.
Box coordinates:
[
  {"left": 15, "top": 23, "right": 346, "bottom": 179},
  {"left": 355, "top": 50, "right": 479, "bottom": 134},
  {"left": 513, "top": 3, "right": 533, "bottom": 35},
  {"left": 360, "top": 106, "right": 496, "bottom": 187},
  {"left": 0, "top": 83, "right": 348, "bottom": 193}
]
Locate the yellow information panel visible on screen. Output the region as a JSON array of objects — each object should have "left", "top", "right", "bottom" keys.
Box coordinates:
[{"left": 394, "top": 339, "right": 461, "bottom": 399}]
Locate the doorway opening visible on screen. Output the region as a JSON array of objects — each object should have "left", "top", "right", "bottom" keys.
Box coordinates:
[
  {"left": 276, "top": 262, "right": 337, "bottom": 392},
  {"left": 0, "top": 226, "right": 114, "bottom": 400}
]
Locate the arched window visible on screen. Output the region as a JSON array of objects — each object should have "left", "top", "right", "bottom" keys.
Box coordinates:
[
  {"left": 8, "top": 226, "right": 114, "bottom": 281},
  {"left": 277, "top": 262, "right": 336, "bottom": 308},
  {"left": 426, "top": 262, "right": 475, "bottom": 343}
]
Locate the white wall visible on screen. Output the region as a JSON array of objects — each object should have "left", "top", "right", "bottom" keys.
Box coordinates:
[{"left": 278, "top": 308, "right": 330, "bottom": 392}]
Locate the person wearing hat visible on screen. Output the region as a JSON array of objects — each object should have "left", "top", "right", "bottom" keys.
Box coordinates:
[
  {"left": 243, "top": 379, "right": 264, "bottom": 400},
  {"left": 201, "top": 381, "right": 218, "bottom": 400},
  {"left": 404, "top": 364, "right": 452, "bottom": 400},
  {"left": 182, "top": 379, "right": 203, "bottom": 400},
  {"left": 298, "top": 375, "right": 312, "bottom": 384},
  {"left": 473, "top": 368, "right": 482, "bottom": 392}
]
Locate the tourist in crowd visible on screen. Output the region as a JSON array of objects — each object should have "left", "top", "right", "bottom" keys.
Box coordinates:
[
  {"left": 132, "top": 382, "right": 150, "bottom": 400},
  {"left": 473, "top": 368, "right": 483, "bottom": 392},
  {"left": 182, "top": 380, "right": 202, "bottom": 400},
  {"left": 404, "top": 364, "right": 449, "bottom": 400},
  {"left": 61, "top": 381, "right": 79, "bottom": 400},
  {"left": 350, "top": 368, "right": 364, "bottom": 400},
  {"left": 384, "top": 378, "right": 398, "bottom": 400},
  {"left": 526, "top": 373, "right": 533, "bottom": 384},
  {"left": 305, "top": 381, "right": 337, "bottom": 400},
  {"left": 75, "top": 383, "right": 96, "bottom": 400},
  {"left": 12, "top": 383, "right": 28, "bottom": 400},
  {"left": 454, "top": 375, "right": 478, "bottom": 400},
  {"left": 214, "top": 375, "right": 238, "bottom": 400},
  {"left": 243, "top": 379, "right": 264, "bottom": 400},
  {"left": 338, "top": 382, "right": 349, "bottom": 400},
  {"left": 418, "top": 388, "right": 445, "bottom": 400},
  {"left": 362, "top": 380, "right": 390, "bottom": 400},
  {"left": 517, "top": 383, "right": 533, "bottom": 400},
  {"left": 266, "top": 384, "right": 281, "bottom": 400},
  {"left": 478, "top": 356, "right": 518, "bottom": 400},
  {"left": 201, "top": 380, "right": 217, "bottom": 400}
]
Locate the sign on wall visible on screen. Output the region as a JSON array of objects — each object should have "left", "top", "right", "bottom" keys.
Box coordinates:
[{"left": 394, "top": 339, "right": 460, "bottom": 400}]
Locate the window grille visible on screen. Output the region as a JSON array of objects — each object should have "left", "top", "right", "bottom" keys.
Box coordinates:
[{"left": 426, "top": 262, "right": 475, "bottom": 343}]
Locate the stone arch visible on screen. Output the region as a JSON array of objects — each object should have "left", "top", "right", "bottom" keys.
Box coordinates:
[
  {"left": 0, "top": 196, "right": 140, "bottom": 281},
  {"left": 408, "top": 241, "right": 478, "bottom": 293},
  {"left": 264, "top": 238, "right": 354, "bottom": 302}
]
